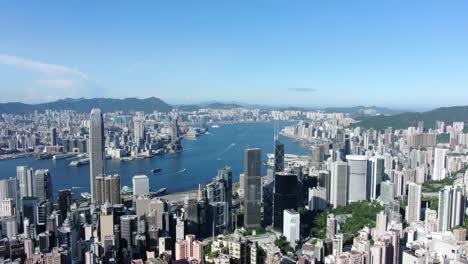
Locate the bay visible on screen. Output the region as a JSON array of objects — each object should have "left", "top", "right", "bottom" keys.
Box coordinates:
[{"left": 0, "top": 122, "right": 308, "bottom": 197}]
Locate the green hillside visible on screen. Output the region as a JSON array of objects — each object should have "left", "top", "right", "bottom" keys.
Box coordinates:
[{"left": 353, "top": 106, "right": 468, "bottom": 131}]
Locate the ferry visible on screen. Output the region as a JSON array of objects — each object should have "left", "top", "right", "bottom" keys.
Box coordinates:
[
  {"left": 81, "top": 192, "right": 91, "bottom": 199},
  {"left": 151, "top": 168, "right": 162, "bottom": 173},
  {"left": 69, "top": 158, "right": 90, "bottom": 167},
  {"left": 53, "top": 153, "right": 77, "bottom": 160},
  {"left": 35, "top": 153, "right": 53, "bottom": 160},
  {"left": 211, "top": 125, "right": 220, "bottom": 128},
  {"left": 153, "top": 188, "right": 167, "bottom": 197}
]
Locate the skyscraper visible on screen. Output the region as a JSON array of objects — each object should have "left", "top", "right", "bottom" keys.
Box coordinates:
[
  {"left": 243, "top": 148, "right": 262, "bottom": 229},
  {"left": 50, "top": 127, "right": 57, "bottom": 146},
  {"left": 330, "top": 161, "right": 348, "bottom": 208},
  {"left": 95, "top": 174, "right": 121, "bottom": 204},
  {"left": 283, "top": 209, "right": 300, "bottom": 248},
  {"left": 17, "top": 166, "right": 34, "bottom": 200},
  {"left": 367, "top": 156, "right": 384, "bottom": 200},
  {"left": 34, "top": 169, "right": 53, "bottom": 202},
  {"left": 274, "top": 140, "right": 285, "bottom": 174},
  {"left": 120, "top": 215, "right": 138, "bottom": 249},
  {"left": 273, "top": 171, "right": 298, "bottom": 231},
  {"left": 379, "top": 180, "right": 395, "bottom": 205},
  {"left": 89, "top": 108, "right": 105, "bottom": 204},
  {"left": 133, "top": 119, "right": 144, "bottom": 146},
  {"left": 205, "top": 166, "right": 233, "bottom": 235},
  {"left": 132, "top": 175, "right": 150, "bottom": 196},
  {"left": 0, "top": 178, "right": 19, "bottom": 208},
  {"left": 58, "top": 189, "right": 71, "bottom": 222},
  {"left": 100, "top": 202, "right": 114, "bottom": 247},
  {"left": 405, "top": 183, "right": 422, "bottom": 224},
  {"left": 346, "top": 155, "right": 368, "bottom": 202},
  {"left": 438, "top": 185, "right": 465, "bottom": 231},
  {"left": 433, "top": 148, "right": 448, "bottom": 181},
  {"left": 274, "top": 120, "right": 284, "bottom": 174}
]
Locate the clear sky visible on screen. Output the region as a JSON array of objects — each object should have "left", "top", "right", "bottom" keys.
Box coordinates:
[{"left": 1, "top": 1, "right": 467, "bottom": 110}]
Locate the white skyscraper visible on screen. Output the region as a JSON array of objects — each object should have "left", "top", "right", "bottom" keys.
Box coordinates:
[
  {"left": 330, "top": 161, "right": 348, "bottom": 208},
  {"left": 132, "top": 175, "right": 150, "bottom": 196},
  {"left": 438, "top": 185, "right": 465, "bottom": 231},
  {"left": 346, "top": 155, "right": 368, "bottom": 202},
  {"left": 16, "top": 166, "right": 34, "bottom": 199},
  {"left": 405, "top": 183, "right": 422, "bottom": 224},
  {"left": 308, "top": 187, "right": 327, "bottom": 211},
  {"left": 375, "top": 211, "right": 387, "bottom": 239},
  {"left": 283, "top": 209, "right": 300, "bottom": 248},
  {"left": 89, "top": 108, "right": 105, "bottom": 203},
  {"left": 432, "top": 148, "right": 448, "bottom": 181},
  {"left": 133, "top": 119, "right": 144, "bottom": 146}
]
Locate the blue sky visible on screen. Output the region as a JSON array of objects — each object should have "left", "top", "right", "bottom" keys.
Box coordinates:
[{"left": 0, "top": 1, "right": 467, "bottom": 110}]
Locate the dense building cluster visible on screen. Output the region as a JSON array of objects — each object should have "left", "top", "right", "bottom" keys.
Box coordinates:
[{"left": 1, "top": 106, "right": 468, "bottom": 263}]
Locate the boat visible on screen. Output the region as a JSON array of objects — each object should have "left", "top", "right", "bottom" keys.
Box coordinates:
[
  {"left": 151, "top": 168, "right": 162, "bottom": 173},
  {"left": 35, "top": 153, "right": 53, "bottom": 160},
  {"left": 81, "top": 192, "right": 91, "bottom": 199},
  {"left": 153, "top": 188, "right": 167, "bottom": 196},
  {"left": 69, "top": 158, "right": 90, "bottom": 167},
  {"left": 211, "top": 125, "right": 220, "bottom": 128},
  {"left": 53, "top": 153, "right": 77, "bottom": 160},
  {"left": 154, "top": 149, "right": 165, "bottom": 155}
]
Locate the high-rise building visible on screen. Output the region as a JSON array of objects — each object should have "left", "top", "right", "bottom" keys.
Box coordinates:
[
  {"left": 326, "top": 214, "right": 337, "bottom": 240},
  {"left": 95, "top": 175, "right": 121, "bottom": 205},
  {"left": 243, "top": 148, "right": 262, "bottom": 229},
  {"left": 100, "top": 202, "right": 114, "bottom": 248},
  {"left": 0, "top": 198, "right": 14, "bottom": 217},
  {"left": 1, "top": 216, "right": 18, "bottom": 239},
  {"left": 310, "top": 145, "right": 325, "bottom": 168},
  {"left": 346, "top": 155, "right": 368, "bottom": 202},
  {"left": 17, "top": 166, "right": 34, "bottom": 200},
  {"left": 375, "top": 211, "right": 387, "bottom": 239},
  {"left": 379, "top": 180, "right": 395, "bottom": 205},
  {"left": 205, "top": 166, "right": 233, "bottom": 235},
  {"left": 425, "top": 208, "right": 438, "bottom": 232},
  {"left": 0, "top": 178, "right": 19, "bottom": 207},
  {"left": 330, "top": 161, "right": 348, "bottom": 208},
  {"left": 308, "top": 187, "right": 327, "bottom": 211},
  {"left": 58, "top": 189, "right": 72, "bottom": 223},
  {"left": 120, "top": 215, "right": 138, "bottom": 249},
  {"left": 438, "top": 185, "right": 465, "bottom": 231},
  {"left": 50, "top": 127, "right": 57, "bottom": 146},
  {"left": 405, "top": 183, "right": 422, "bottom": 225},
  {"left": 89, "top": 108, "right": 105, "bottom": 203},
  {"left": 175, "top": 235, "right": 204, "bottom": 262},
  {"left": 34, "top": 169, "right": 53, "bottom": 202},
  {"left": 23, "top": 196, "right": 38, "bottom": 225},
  {"left": 133, "top": 119, "right": 145, "bottom": 146},
  {"left": 274, "top": 140, "right": 285, "bottom": 174},
  {"left": 283, "top": 209, "right": 300, "bottom": 248},
  {"left": 367, "top": 156, "right": 384, "bottom": 200},
  {"left": 273, "top": 171, "right": 298, "bottom": 231},
  {"left": 433, "top": 148, "right": 448, "bottom": 181},
  {"left": 132, "top": 175, "right": 150, "bottom": 196}
]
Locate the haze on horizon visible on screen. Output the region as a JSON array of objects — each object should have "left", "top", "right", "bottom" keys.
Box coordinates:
[{"left": 1, "top": 1, "right": 467, "bottom": 110}]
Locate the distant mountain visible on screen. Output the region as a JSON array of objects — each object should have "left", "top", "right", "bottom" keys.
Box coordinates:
[
  {"left": 353, "top": 106, "right": 468, "bottom": 130},
  {"left": 175, "top": 102, "right": 244, "bottom": 111},
  {"left": 324, "top": 106, "right": 408, "bottom": 116},
  {"left": 0, "top": 97, "right": 172, "bottom": 114}
]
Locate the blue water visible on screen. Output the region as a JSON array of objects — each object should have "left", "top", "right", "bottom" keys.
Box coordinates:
[{"left": 0, "top": 122, "right": 308, "bottom": 197}]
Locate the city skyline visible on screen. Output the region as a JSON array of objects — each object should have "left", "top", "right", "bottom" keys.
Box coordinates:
[{"left": 1, "top": 1, "right": 468, "bottom": 109}]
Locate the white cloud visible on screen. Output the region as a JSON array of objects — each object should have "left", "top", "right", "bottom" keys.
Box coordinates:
[
  {"left": 0, "top": 54, "right": 89, "bottom": 80},
  {"left": 0, "top": 54, "right": 104, "bottom": 103}
]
